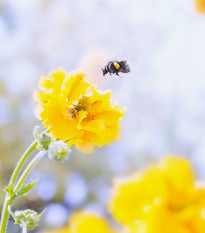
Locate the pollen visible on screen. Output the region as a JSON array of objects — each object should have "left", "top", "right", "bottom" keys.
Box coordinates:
[{"left": 113, "top": 62, "right": 120, "bottom": 70}]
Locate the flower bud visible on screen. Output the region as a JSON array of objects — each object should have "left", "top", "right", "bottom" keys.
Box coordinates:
[
  {"left": 38, "top": 132, "right": 52, "bottom": 149},
  {"left": 9, "top": 207, "right": 46, "bottom": 230},
  {"left": 48, "top": 141, "right": 71, "bottom": 162}
]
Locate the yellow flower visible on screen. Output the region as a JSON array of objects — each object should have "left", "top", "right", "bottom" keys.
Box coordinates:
[
  {"left": 109, "top": 156, "right": 205, "bottom": 233},
  {"left": 44, "top": 229, "right": 69, "bottom": 233},
  {"left": 43, "top": 211, "right": 117, "bottom": 233},
  {"left": 68, "top": 211, "right": 117, "bottom": 233},
  {"left": 195, "top": 0, "right": 205, "bottom": 13},
  {"left": 34, "top": 68, "right": 126, "bottom": 153}
]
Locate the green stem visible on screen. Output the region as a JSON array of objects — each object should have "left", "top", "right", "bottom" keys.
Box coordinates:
[
  {"left": 14, "top": 151, "right": 46, "bottom": 193},
  {"left": 0, "top": 197, "right": 13, "bottom": 233},
  {"left": 11, "top": 140, "right": 38, "bottom": 185},
  {"left": 0, "top": 140, "right": 37, "bottom": 233},
  {"left": 22, "top": 223, "right": 27, "bottom": 233}
]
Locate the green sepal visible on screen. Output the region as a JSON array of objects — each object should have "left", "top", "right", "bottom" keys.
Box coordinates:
[
  {"left": 8, "top": 206, "right": 20, "bottom": 223},
  {"left": 8, "top": 206, "right": 46, "bottom": 230},
  {"left": 33, "top": 125, "right": 40, "bottom": 139},
  {"left": 64, "top": 137, "right": 73, "bottom": 143},
  {"left": 33, "top": 208, "right": 46, "bottom": 221}
]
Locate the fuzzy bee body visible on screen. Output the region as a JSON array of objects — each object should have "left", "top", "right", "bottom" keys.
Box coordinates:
[{"left": 102, "top": 60, "right": 130, "bottom": 78}]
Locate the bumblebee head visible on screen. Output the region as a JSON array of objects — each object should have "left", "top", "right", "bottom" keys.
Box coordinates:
[{"left": 102, "top": 68, "right": 107, "bottom": 76}]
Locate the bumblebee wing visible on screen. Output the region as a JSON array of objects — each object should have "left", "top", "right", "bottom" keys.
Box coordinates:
[{"left": 112, "top": 48, "right": 123, "bottom": 60}]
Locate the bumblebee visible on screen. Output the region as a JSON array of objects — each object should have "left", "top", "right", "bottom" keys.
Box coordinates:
[{"left": 102, "top": 60, "right": 130, "bottom": 78}]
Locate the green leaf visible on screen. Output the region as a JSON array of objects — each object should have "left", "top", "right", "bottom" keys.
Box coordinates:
[
  {"left": 16, "top": 180, "right": 38, "bottom": 198},
  {"left": 4, "top": 183, "right": 16, "bottom": 199},
  {"left": 5, "top": 183, "right": 13, "bottom": 194}
]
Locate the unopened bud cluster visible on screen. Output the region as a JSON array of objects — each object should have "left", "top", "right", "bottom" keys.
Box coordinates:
[
  {"left": 48, "top": 141, "right": 72, "bottom": 162},
  {"left": 9, "top": 208, "right": 45, "bottom": 230},
  {"left": 37, "top": 132, "right": 52, "bottom": 150},
  {"left": 34, "top": 126, "right": 72, "bottom": 162}
]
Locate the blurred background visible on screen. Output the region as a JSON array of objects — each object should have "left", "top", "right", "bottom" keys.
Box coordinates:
[{"left": 1, "top": 0, "right": 205, "bottom": 232}]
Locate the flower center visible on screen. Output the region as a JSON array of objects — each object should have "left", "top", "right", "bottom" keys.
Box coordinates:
[
  {"left": 66, "top": 98, "right": 89, "bottom": 119},
  {"left": 75, "top": 98, "right": 89, "bottom": 111}
]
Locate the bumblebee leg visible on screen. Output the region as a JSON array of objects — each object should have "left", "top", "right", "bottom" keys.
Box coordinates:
[
  {"left": 109, "top": 72, "right": 113, "bottom": 77},
  {"left": 116, "top": 73, "right": 122, "bottom": 78}
]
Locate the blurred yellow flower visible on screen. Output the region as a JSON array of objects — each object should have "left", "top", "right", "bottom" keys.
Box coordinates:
[
  {"left": 109, "top": 156, "right": 205, "bottom": 233},
  {"left": 34, "top": 68, "right": 126, "bottom": 153},
  {"left": 195, "top": 0, "right": 205, "bottom": 13},
  {"left": 68, "top": 211, "right": 117, "bottom": 233},
  {"left": 44, "top": 211, "right": 117, "bottom": 233},
  {"left": 44, "top": 229, "right": 69, "bottom": 233}
]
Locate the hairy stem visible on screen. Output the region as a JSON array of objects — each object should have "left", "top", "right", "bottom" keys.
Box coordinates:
[
  {"left": 22, "top": 223, "right": 27, "bottom": 233},
  {"left": 0, "top": 197, "right": 13, "bottom": 233},
  {"left": 14, "top": 151, "right": 46, "bottom": 193},
  {"left": 0, "top": 140, "right": 38, "bottom": 233},
  {"left": 10, "top": 140, "right": 38, "bottom": 185}
]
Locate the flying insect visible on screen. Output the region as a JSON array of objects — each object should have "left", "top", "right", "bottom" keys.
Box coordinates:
[{"left": 102, "top": 60, "right": 130, "bottom": 78}]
